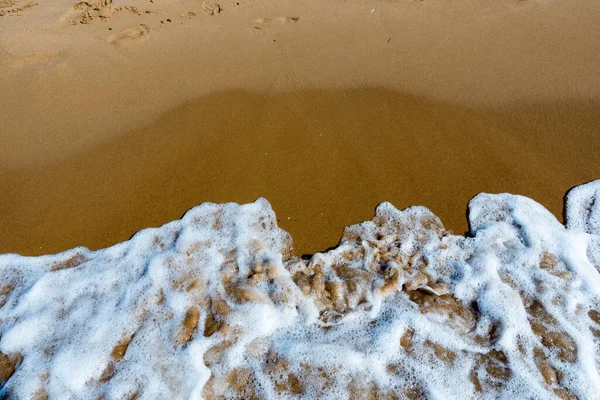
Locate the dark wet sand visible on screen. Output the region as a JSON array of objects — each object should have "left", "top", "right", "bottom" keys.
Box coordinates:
[{"left": 1, "top": 87, "right": 599, "bottom": 256}]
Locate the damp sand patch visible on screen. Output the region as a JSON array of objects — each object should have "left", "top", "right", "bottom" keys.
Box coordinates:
[{"left": 2, "top": 89, "right": 599, "bottom": 257}]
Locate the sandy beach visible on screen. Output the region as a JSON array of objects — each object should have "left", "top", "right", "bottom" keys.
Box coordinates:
[
  {"left": 1, "top": 0, "right": 600, "bottom": 256},
  {"left": 2, "top": 1, "right": 600, "bottom": 397}
]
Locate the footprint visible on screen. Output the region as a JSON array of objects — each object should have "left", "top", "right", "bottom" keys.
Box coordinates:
[
  {"left": 181, "top": 3, "right": 220, "bottom": 19},
  {"left": 73, "top": 1, "right": 92, "bottom": 10},
  {"left": 0, "top": 0, "right": 17, "bottom": 7},
  {"left": 253, "top": 16, "right": 299, "bottom": 24},
  {"left": 202, "top": 2, "right": 221, "bottom": 16},
  {"left": 181, "top": 11, "right": 196, "bottom": 18},
  {"left": 7, "top": 52, "right": 67, "bottom": 69},
  {"left": 0, "top": 0, "right": 38, "bottom": 17},
  {"left": 107, "top": 24, "right": 150, "bottom": 46},
  {"left": 59, "top": 0, "right": 112, "bottom": 24}
]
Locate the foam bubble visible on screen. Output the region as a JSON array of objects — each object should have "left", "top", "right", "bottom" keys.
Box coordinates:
[{"left": 566, "top": 180, "right": 600, "bottom": 235}]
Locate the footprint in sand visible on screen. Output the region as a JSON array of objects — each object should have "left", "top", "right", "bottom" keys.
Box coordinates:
[
  {"left": 107, "top": 24, "right": 150, "bottom": 46},
  {"left": 60, "top": 0, "right": 112, "bottom": 25},
  {"left": 0, "top": 0, "right": 38, "bottom": 17},
  {"left": 253, "top": 16, "right": 299, "bottom": 24},
  {"left": 181, "top": 11, "right": 196, "bottom": 18},
  {"left": 180, "top": 3, "right": 220, "bottom": 19},
  {"left": 202, "top": 2, "right": 221, "bottom": 16},
  {"left": 7, "top": 52, "right": 67, "bottom": 69}
]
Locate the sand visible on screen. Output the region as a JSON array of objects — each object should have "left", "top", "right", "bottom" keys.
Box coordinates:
[{"left": 1, "top": 0, "right": 600, "bottom": 256}]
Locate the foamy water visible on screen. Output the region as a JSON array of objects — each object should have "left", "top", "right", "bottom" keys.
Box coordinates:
[{"left": 1, "top": 182, "right": 600, "bottom": 399}]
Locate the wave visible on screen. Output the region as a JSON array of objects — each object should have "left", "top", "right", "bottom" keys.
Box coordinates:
[{"left": 1, "top": 181, "right": 599, "bottom": 399}]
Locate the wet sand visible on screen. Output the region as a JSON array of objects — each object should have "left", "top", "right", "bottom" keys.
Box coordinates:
[{"left": 2, "top": 88, "right": 599, "bottom": 256}]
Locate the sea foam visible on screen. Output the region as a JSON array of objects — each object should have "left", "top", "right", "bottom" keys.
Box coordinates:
[{"left": 1, "top": 182, "right": 600, "bottom": 399}]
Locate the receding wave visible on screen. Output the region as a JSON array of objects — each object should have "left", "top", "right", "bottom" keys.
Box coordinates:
[{"left": 1, "top": 181, "right": 600, "bottom": 399}]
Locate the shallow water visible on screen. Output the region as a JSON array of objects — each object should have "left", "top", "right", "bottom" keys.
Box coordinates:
[{"left": 1, "top": 88, "right": 599, "bottom": 256}]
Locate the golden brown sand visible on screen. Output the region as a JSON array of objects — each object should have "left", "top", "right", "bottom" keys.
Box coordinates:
[{"left": 1, "top": 0, "right": 599, "bottom": 256}]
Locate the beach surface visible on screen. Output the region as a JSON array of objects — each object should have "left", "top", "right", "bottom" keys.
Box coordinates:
[{"left": 1, "top": 0, "right": 600, "bottom": 256}]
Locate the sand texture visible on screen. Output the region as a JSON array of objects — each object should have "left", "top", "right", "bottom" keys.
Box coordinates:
[
  {"left": 2, "top": 0, "right": 600, "bottom": 397},
  {"left": 1, "top": 0, "right": 600, "bottom": 255}
]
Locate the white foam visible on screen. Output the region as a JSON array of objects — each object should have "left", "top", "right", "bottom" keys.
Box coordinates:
[
  {"left": 0, "top": 187, "right": 599, "bottom": 399},
  {"left": 566, "top": 180, "right": 600, "bottom": 235}
]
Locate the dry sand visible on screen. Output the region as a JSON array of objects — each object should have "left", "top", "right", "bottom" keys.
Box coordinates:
[{"left": 1, "top": 0, "right": 599, "bottom": 256}]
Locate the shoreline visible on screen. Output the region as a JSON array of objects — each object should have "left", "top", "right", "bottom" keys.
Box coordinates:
[
  {"left": 1, "top": 181, "right": 599, "bottom": 398},
  {"left": 1, "top": 177, "right": 597, "bottom": 259}
]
